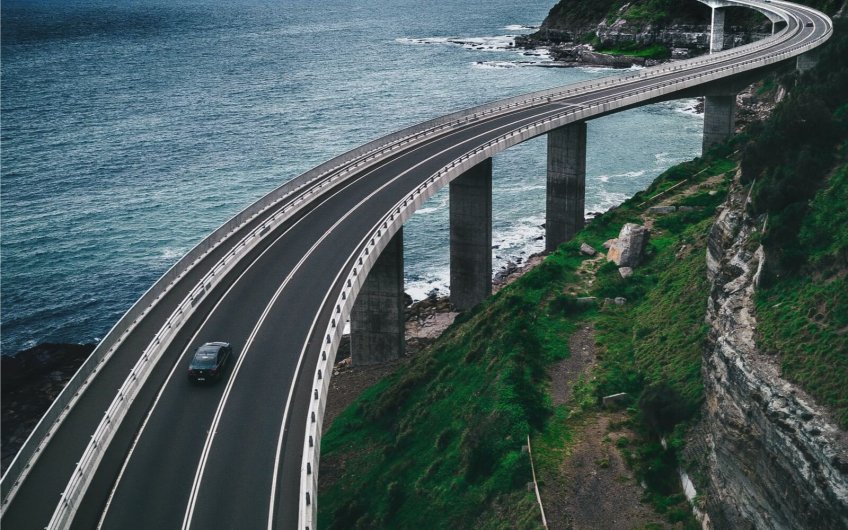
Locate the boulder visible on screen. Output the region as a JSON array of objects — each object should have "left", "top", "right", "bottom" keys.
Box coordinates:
[
  {"left": 579, "top": 242, "right": 597, "bottom": 256},
  {"left": 607, "top": 223, "right": 649, "bottom": 267},
  {"left": 618, "top": 266, "right": 633, "bottom": 278}
]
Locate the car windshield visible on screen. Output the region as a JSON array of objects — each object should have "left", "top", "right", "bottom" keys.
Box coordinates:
[{"left": 191, "top": 349, "right": 218, "bottom": 369}]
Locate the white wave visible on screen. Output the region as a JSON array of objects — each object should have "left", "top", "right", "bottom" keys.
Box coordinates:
[
  {"left": 159, "top": 247, "right": 184, "bottom": 260},
  {"left": 472, "top": 61, "right": 520, "bottom": 70},
  {"left": 668, "top": 98, "right": 704, "bottom": 118},
  {"left": 397, "top": 35, "right": 517, "bottom": 51},
  {"left": 451, "top": 35, "right": 517, "bottom": 51},
  {"left": 414, "top": 205, "right": 443, "bottom": 215},
  {"left": 503, "top": 24, "right": 538, "bottom": 31},
  {"left": 395, "top": 36, "right": 454, "bottom": 46},
  {"left": 578, "top": 66, "right": 616, "bottom": 74},
  {"left": 655, "top": 152, "right": 688, "bottom": 167},
  {"left": 405, "top": 275, "right": 450, "bottom": 302},
  {"left": 588, "top": 190, "right": 629, "bottom": 213},
  {"left": 592, "top": 170, "right": 646, "bottom": 183}
]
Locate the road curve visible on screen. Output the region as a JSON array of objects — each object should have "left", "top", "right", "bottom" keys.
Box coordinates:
[{"left": 0, "top": 1, "right": 831, "bottom": 529}]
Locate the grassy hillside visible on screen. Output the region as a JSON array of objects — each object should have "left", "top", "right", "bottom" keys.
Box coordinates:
[{"left": 318, "top": 147, "right": 738, "bottom": 528}]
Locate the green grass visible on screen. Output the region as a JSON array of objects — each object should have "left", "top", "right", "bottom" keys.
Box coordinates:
[
  {"left": 597, "top": 43, "right": 670, "bottom": 59},
  {"left": 319, "top": 150, "right": 733, "bottom": 529},
  {"left": 755, "top": 164, "right": 848, "bottom": 428},
  {"left": 319, "top": 247, "right": 587, "bottom": 529}
]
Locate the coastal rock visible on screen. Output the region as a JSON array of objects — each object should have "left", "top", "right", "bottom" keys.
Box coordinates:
[
  {"left": 692, "top": 172, "right": 848, "bottom": 528},
  {"left": 607, "top": 223, "right": 649, "bottom": 267},
  {"left": 578, "top": 49, "right": 645, "bottom": 68},
  {"left": 2, "top": 343, "right": 95, "bottom": 471}
]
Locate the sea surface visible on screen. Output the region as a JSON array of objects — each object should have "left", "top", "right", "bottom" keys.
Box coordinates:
[{"left": 0, "top": 0, "right": 703, "bottom": 355}]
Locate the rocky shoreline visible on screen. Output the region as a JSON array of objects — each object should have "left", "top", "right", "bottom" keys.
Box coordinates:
[{"left": 1, "top": 343, "right": 95, "bottom": 472}]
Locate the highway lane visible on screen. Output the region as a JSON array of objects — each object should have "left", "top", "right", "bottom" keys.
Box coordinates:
[
  {"left": 91, "top": 86, "right": 607, "bottom": 530},
  {"left": 0, "top": 2, "right": 831, "bottom": 529}
]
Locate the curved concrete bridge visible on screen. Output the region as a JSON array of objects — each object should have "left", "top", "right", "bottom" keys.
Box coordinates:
[{"left": 0, "top": 1, "right": 832, "bottom": 529}]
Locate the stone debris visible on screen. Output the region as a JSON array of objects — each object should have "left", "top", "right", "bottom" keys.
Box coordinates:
[
  {"left": 607, "top": 223, "right": 650, "bottom": 267},
  {"left": 579, "top": 242, "right": 597, "bottom": 256}
]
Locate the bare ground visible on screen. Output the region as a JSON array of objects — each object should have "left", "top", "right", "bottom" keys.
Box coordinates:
[{"left": 540, "top": 326, "right": 673, "bottom": 530}]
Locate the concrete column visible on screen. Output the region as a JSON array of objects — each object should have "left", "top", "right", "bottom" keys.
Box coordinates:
[
  {"left": 796, "top": 50, "right": 820, "bottom": 73},
  {"left": 450, "top": 158, "right": 493, "bottom": 311},
  {"left": 546, "top": 122, "right": 586, "bottom": 252},
  {"left": 711, "top": 7, "right": 726, "bottom": 53},
  {"left": 703, "top": 94, "right": 736, "bottom": 153},
  {"left": 351, "top": 228, "right": 404, "bottom": 365}
]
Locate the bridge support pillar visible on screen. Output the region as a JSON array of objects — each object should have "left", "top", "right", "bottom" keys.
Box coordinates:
[
  {"left": 351, "top": 228, "right": 405, "bottom": 365},
  {"left": 450, "top": 158, "right": 492, "bottom": 311},
  {"left": 703, "top": 94, "right": 736, "bottom": 153},
  {"left": 546, "top": 122, "right": 586, "bottom": 252},
  {"left": 710, "top": 7, "right": 726, "bottom": 53},
  {"left": 710, "top": 7, "right": 724, "bottom": 53},
  {"left": 797, "top": 49, "right": 820, "bottom": 73}
]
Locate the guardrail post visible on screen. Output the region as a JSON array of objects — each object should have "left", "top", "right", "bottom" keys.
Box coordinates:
[
  {"left": 449, "top": 158, "right": 493, "bottom": 311},
  {"left": 546, "top": 122, "right": 586, "bottom": 252},
  {"left": 350, "top": 228, "right": 405, "bottom": 365}
]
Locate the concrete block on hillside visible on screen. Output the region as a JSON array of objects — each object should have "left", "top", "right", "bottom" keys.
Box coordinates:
[
  {"left": 648, "top": 206, "right": 676, "bottom": 214},
  {"left": 580, "top": 242, "right": 597, "bottom": 256},
  {"left": 576, "top": 297, "right": 597, "bottom": 305}
]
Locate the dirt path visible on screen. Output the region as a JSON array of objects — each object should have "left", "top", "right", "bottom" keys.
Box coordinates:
[{"left": 541, "top": 326, "right": 672, "bottom": 530}]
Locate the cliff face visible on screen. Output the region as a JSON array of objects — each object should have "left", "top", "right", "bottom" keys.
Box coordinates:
[
  {"left": 525, "top": 0, "right": 768, "bottom": 53},
  {"left": 698, "top": 175, "right": 848, "bottom": 529}
]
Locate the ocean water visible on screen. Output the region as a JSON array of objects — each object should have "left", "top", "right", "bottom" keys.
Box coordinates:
[{"left": 0, "top": 0, "right": 703, "bottom": 355}]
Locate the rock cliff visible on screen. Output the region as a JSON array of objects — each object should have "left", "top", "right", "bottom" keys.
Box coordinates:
[
  {"left": 518, "top": 0, "right": 771, "bottom": 65},
  {"left": 696, "top": 173, "right": 848, "bottom": 528}
]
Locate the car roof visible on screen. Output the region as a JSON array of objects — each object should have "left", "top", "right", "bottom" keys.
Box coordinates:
[{"left": 200, "top": 341, "right": 230, "bottom": 348}]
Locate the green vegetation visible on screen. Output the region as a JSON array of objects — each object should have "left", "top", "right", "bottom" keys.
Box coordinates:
[
  {"left": 597, "top": 43, "right": 671, "bottom": 60},
  {"left": 739, "top": 19, "right": 848, "bottom": 428},
  {"left": 319, "top": 250, "right": 586, "bottom": 528},
  {"left": 319, "top": 147, "right": 736, "bottom": 528}
]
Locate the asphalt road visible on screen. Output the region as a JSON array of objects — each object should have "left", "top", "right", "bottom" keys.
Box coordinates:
[{"left": 0, "top": 2, "right": 831, "bottom": 529}]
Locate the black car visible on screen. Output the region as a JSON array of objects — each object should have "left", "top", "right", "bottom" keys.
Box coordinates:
[{"left": 187, "top": 342, "right": 232, "bottom": 383}]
